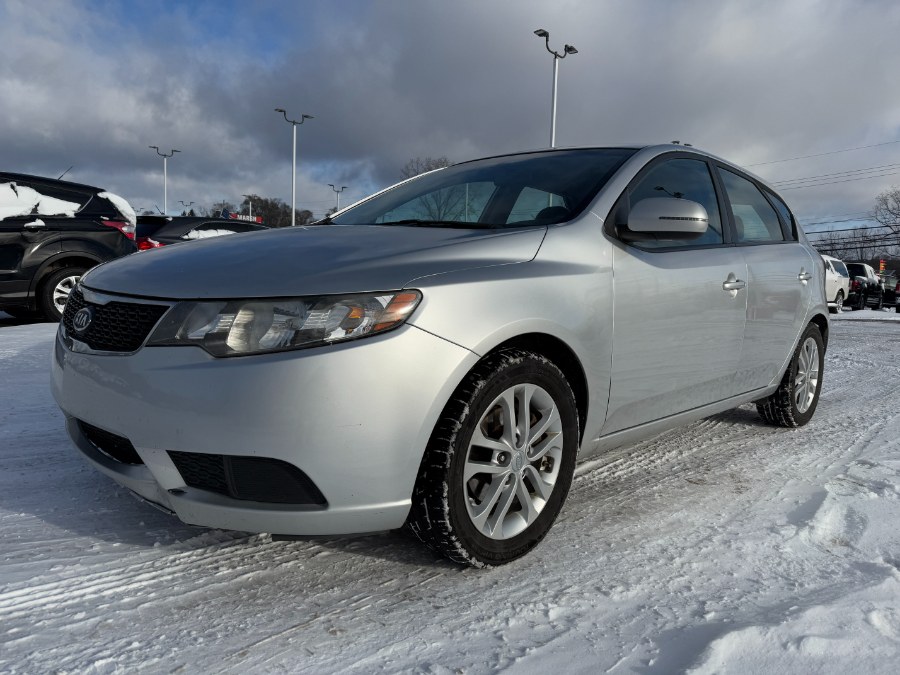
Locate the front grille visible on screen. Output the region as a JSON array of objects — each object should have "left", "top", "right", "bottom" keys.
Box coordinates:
[
  {"left": 63, "top": 288, "right": 168, "bottom": 352},
  {"left": 168, "top": 451, "right": 327, "bottom": 506},
  {"left": 78, "top": 420, "right": 144, "bottom": 465}
]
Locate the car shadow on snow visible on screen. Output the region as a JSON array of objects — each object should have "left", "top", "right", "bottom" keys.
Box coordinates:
[{"left": 0, "top": 310, "right": 48, "bottom": 326}]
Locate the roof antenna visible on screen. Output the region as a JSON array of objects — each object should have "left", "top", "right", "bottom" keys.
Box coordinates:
[{"left": 58, "top": 166, "right": 73, "bottom": 180}]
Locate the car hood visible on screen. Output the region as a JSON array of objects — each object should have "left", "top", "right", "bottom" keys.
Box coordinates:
[{"left": 83, "top": 224, "right": 546, "bottom": 299}]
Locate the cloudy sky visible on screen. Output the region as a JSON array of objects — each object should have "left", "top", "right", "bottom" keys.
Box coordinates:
[{"left": 2, "top": 0, "right": 899, "bottom": 233}]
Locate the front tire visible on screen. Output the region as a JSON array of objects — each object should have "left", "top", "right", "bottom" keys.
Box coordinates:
[
  {"left": 39, "top": 266, "right": 86, "bottom": 322},
  {"left": 871, "top": 294, "right": 883, "bottom": 310},
  {"left": 756, "top": 323, "right": 824, "bottom": 428},
  {"left": 408, "top": 349, "right": 579, "bottom": 567}
]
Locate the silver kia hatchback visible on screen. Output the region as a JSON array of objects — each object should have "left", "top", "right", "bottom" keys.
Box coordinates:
[{"left": 52, "top": 145, "right": 828, "bottom": 566}]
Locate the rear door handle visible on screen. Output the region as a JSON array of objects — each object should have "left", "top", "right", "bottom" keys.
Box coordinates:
[
  {"left": 798, "top": 270, "right": 813, "bottom": 282},
  {"left": 722, "top": 279, "right": 746, "bottom": 291},
  {"left": 24, "top": 221, "right": 45, "bottom": 230}
]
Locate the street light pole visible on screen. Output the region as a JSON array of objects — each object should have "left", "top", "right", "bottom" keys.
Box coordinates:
[
  {"left": 242, "top": 194, "right": 253, "bottom": 218},
  {"left": 328, "top": 184, "right": 347, "bottom": 211},
  {"left": 149, "top": 146, "right": 181, "bottom": 214},
  {"left": 533, "top": 29, "right": 578, "bottom": 148},
  {"left": 148, "top": 147, "right": 179, "bottom": 215},
  {"left": 274, "top": 108, "right": 314, "bottom": 227}
]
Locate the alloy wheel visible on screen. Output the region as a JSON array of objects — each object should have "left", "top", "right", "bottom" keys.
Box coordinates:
[
  {"left": 52, "top": 275, "right": 81, "bottom": 315},
  {"left": 463, "top": 383, "right": 563, "bottom": 540},
  {"left": 794, "top": 336, "right": 820, "bottom": 413}
]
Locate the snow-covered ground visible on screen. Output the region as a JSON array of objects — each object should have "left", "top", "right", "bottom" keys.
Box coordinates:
[{"left": 1, "top": 310, "right": 899, "bottom": 673}]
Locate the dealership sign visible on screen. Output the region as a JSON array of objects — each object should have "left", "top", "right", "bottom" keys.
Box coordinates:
[{"left": 229, "top": 213, "right": 264, "bottom": 224}]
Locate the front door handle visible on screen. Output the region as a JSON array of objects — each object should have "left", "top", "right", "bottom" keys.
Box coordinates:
[
  {"left": 798, "top": 269, "right": 812, "bottom": 283},
  {"left": 23, "top": 221, "right": 45, "bottom": 230},
  {"left": 722, "top": 279, "right": 746, "bottom": 291}
]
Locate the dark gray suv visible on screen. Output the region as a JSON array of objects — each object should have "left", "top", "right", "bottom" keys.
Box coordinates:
[{"left": 0, "top": 172, "right": 136, "bottom": 321}]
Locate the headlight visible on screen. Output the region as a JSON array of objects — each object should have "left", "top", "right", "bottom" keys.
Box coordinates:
[{"left": 146, "top": 290, "right": 422, "bottom": 357}]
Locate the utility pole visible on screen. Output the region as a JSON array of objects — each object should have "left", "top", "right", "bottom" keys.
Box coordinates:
[
  {"left": 328, "top": 184, "right": 347, "bottom": 211},
  {"left": 274, "top": 109, "right": 314, "bottom": 226},
  {"left": 533, "top": 29, "right": 578, "bottom": 148},
  {"left": 149, "top": 146, "right": 181, "bottom": 214}
]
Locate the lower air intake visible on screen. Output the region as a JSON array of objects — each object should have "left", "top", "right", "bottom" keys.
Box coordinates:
[
  {"left": 168, "top": 451, "right": 327, "bottom": 506},
  {"left": 78, "top": 420, "right": 144, "bottom": 465}
]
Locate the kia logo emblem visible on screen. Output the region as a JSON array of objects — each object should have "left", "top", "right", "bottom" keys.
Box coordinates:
[{"left": 72, "top": 307, "right": 94, "bottom": 333}]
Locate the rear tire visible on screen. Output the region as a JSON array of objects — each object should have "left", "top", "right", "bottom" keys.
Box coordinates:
[
  {"left": 39, "top": 266, "right": 87, "bottom": 322},
  {"left": 407, "top": 349, "right": 579, "bottom": 567},
  {"left": 829, "top": 291, "right": 843, "bottom": 314},
  {"left": 756, "top": 323, "right": 824, "bottom": 428},
  {"left": 871, "top": 294, "right": 883, "bottom": 310}
]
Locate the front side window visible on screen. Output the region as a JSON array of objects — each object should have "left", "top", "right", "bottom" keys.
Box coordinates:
[
  {"left": 331, "top": 149, "right": 636, "bottom": 228},
  {"left": 627, "top": 158, "right": 724, "bottom": 248},
  {"left": 720, "top": 169, "right": 785, "bottom": 244},
  {"left": 506, "top": 187, "right": 567, "bottom": 224}
]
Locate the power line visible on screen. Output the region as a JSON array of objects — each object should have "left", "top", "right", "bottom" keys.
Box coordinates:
[
  {"left": 804, "top": 224, "right": 888, "bottom": 235},
  {"left": 772, "top": 162, "right": 900, "bottom": 186},
  {"left": 779, "top": 171, "right": 899, "bottom": 191},
  {"left": 747, "top": 139, "right": 900, "bottom": 167},
  {"left": 802, "top": 217, "right": 875, "bottom": 228},
  {"left": 799, "top": 210, "right": 871, "bottom": 223}
]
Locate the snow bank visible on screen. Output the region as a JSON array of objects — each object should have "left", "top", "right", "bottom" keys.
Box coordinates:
[{"left": 0, "top": 182, "right": 80, "bottom": 219}]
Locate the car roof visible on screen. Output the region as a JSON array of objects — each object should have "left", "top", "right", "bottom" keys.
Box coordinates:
[
  {"left": 0, "top": 171, "right": 105, "bottom": 194},
  {"left": 448, "top": 144, "right": 778, "bottom": 194}
]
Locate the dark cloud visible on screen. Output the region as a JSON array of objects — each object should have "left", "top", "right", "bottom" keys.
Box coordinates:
[{"left": 2, "top": 0, "right": 899, "bottom": 222}]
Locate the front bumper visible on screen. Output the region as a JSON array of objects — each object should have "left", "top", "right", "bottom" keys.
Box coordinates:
[{"left": 52, "top": 323, "right": 478, "bottom": 535}]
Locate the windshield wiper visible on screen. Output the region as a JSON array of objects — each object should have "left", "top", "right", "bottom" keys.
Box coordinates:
[{"left": 382, "top": 219, "right": 496, "bottom": 229}]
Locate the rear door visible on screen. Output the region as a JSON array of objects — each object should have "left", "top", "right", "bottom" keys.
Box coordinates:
[
  {"left": 604, "top": 155, "right": 747, "bottom": 434},
  {"left": 716, "top": 168, "right": 814, "bottom": 390}
]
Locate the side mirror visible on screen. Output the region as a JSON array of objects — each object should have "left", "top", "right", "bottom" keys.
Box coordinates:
[{"left": 622, "top": 197, "right": 709, "bottom": 242}]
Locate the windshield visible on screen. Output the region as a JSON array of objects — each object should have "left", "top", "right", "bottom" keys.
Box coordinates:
[{"left": 330, "top": 148, "right": 636, "bottom": 228}]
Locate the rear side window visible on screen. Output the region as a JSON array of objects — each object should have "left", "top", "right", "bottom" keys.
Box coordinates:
[
  {"left": 720, "top": 169, "right": 784, "bottom": 244},
  {"left": 627, "top": 158, "right": 724, "bottom": 249},
  {"left": 831, "top": 260, "right": 849, "bottom": 277},
  {"left": 846, "top": 263, "right": 865, "bottom": 278},
  {"left": 765, "top": 191, "right": 798, "bottom": 241},
  {"left": 0, "top": 180, "right": 89, "bottom": 219}
]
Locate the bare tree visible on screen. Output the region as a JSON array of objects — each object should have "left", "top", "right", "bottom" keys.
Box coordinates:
[
  {"left": 400, "top": 156, "right": 452, "bottom": 179},
  {"left": 873, "top": 186, "right": 900, "bottom": 236}
]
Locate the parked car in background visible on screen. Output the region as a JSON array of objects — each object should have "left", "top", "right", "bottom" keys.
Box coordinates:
[
  {"left": 845, "top": 262, "right": 885, "bottom": 310},
  {"left": 136, "top": 216, "right": 268, "bottom": 251},
  {"left": 822, "top": 254, "right": 850, "bottom": 313},
  {"left": 0, "top": 172, "right": 136, "bottom": 321},
  {"left": 881, "top": 272, "right": 899, "bottom": 312},
  {"left": 52, "top": 144, "right": 828, "bottom": 567}
]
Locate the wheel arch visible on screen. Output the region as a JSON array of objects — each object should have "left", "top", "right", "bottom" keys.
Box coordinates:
[
  {"left": 809, "top": 312, "right": 829, "bottom": 352},
  {"left": 31, "top": 253, "right": 102, "bottom": 296},
  {"left": 480, "top": 332, "right": 589, "bottom": 441}
]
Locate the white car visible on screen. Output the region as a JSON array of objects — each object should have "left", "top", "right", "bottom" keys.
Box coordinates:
[{"left": 822, "top": 254, "right": 850, "bottom": 313}]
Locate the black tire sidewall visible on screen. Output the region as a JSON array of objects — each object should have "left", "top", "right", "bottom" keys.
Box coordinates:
[
  {"left": 40, "top": 267, "right": 86, "bottom": 322},
  {"left": 445, "top": 355, "right": 578, "bottom": 565}
]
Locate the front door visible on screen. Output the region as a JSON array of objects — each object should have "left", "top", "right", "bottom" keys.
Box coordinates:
[{"left": 604, "top": 156, "right": 747, "bottom": 434}]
